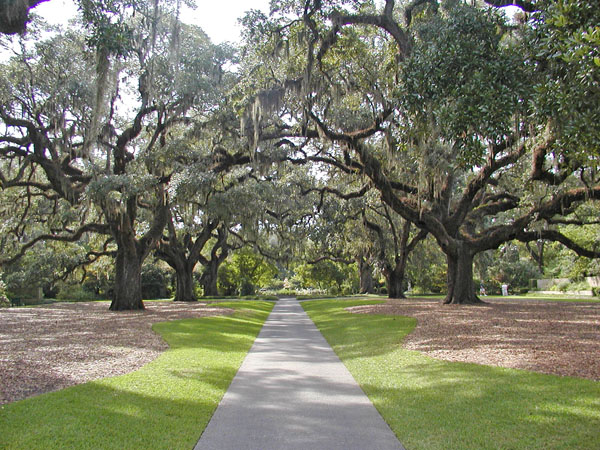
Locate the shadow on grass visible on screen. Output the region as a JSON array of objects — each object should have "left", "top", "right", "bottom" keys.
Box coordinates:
[
  {"left": 0, "top": 301, "right": 273, "bottom": 450},
  {"left": 304, "top": 299, "right": 600, "bottom": 450},
  {"left": 1, "top": 381, "right": 216, "bottom": 449},
  {"left": 362, "top": 359, "right": 600, "bottom": 449},
  {"left": 302, "top": 299, "right": 415, "bottom": 360}
]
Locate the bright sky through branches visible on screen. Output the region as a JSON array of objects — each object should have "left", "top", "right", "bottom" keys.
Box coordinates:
[
  {"left": 35, "top": 1, "right": 516, "bottom": 44},
  {"left": 36, "top": 0, "right": 271, "bottom": 44}
]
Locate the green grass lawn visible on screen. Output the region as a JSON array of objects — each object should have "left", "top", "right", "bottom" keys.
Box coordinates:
[
  {"left": 302, "top": 299, "right": 600, "bottom": 450},
  {"left": 0, "top": 300, "right": 273, "bottom": 450}
]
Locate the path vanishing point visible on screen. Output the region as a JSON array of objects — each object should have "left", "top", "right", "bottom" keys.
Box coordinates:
[{"left": 194, "top": 297, "right": 405, "bottom": 450}]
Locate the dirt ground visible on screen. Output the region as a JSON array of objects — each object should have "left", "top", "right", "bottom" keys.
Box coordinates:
[
  {"left": 348, "top": 297, "right": 600, "bottom": 380},
  {"left": 0, "top": 301, "right": 232, "bottom": 404},
  {"left": 1, "top": 297, "right": 598, "bottom": 405}
]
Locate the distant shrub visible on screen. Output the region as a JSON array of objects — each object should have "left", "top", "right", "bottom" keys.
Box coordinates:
[
  {"left": 141, "top": 265, "right": 170, "bottom": 299},
  {"left": 550, "top": 280, "right": 571, "bottom": 292},
  {"left": 239, "top": 278, "right": 256, "bottom": 296},
  {"left": 217, "top": 264, "right": 237, "bottom": 296},
  {"left": 57, "top": 285, "right": 100, "bottom": 301},
  {"left": 566, "top": 280, "right": 591, "bottom": 292},
  {"left": 276, "top": 289, "right": 296, "bottom": 297}
]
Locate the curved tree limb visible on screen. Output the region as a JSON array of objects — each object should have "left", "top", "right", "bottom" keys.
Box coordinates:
[
  {"left": 328, "top": 2, "right": 411, "bottom": 57},
  {"left": 517, "top": 229, "right": 600, "bottom": 259},
  {"left": 302, "top": 184, "right": 370, "bottom": 206},
  {"left": 0, "top": 222, "right": 110, "bottom": 266}
]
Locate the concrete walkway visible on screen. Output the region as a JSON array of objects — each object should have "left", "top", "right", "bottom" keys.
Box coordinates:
[{"left": 195, "top": 297, "right": 405, "bottom": 450}]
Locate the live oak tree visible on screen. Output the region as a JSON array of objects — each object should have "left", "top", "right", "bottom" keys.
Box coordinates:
[
  {"left": 299, "top": 175, "right": 427, "bottom": 297},
  {"left": 157, "top": 166, "right": 256, "bottom": 301},
  {"left": 0, "top": 3, "right": 230, "bottom": 310},
  {"left": 101, "top": 12, "right": 233, "bottom": 309},
  {"left": 238, "top": 0, "right": 600, "bottom": 304},
  {"left": 305, "top": 185, "right": 428, "bottom": 298},
  {"left": 362, "top": 199, "right": 427, "bottom": 298},
  {"left": 295, "top": 179, "right": 367, "bottom": 292},
  {"left": 156, "top": 212, "right": 230, "bottom": 300},
  {"left": 199, "top": 164, "right": 320, "bottom": 296},
  {"left": 3, "top": 0, "right": 598, "bottom": 307},
  {"left": 0, "top": 22, "right": 159, "bottom": 309},
  {"left": 0, "top": 173, "right": 97, "bottom": 297},
  {"left": 156, "top": 130, "right": 316, "bottom": 299},
  {"left": 0, "top": 28, "right": 114, "bottom": 285}
]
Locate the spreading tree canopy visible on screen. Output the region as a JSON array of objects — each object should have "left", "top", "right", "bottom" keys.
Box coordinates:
[
  {"left": 237, "top": 0, "right": 600, "bottom": 303},
  {"left": 0, "top": 2, "right": 234, "bottom": 309}
]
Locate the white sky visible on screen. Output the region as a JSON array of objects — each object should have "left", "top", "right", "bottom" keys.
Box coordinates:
[
  {"left": 35, "top": 0, "right": 272, "bottom": 44},
  {"left": 34, "top": 1, "right": 517, "bottom": 44}
]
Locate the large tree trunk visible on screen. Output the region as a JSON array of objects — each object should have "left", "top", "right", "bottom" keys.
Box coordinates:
[
  {"left": 386, "top": 263, "right": 406, "bottom": 299},
  {"left": 200, "top": 262, "right": 219, "bottom": 297},
  {"left": 358, "top": 256, "right": 375, "bottom": 294},
  {"left": 110, "top": 237, "right": 144, "bottom": 311},
  {"left": 200, "top": 225, "right": 229, "bottom": 297},
  {"left": 443, "top": 242, "right": 482, "bottom": 304},
  {"left": 0, "top": 0, "right": 49, "bottom": 34},
  {"left": 175, "top": 264, "right": 197, "bottom": 302}
]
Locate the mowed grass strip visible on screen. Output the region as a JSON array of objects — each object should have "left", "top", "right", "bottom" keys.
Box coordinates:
[
  {"left": 0, "top": 301, "right": 273, "bottom": 450},
  {"left": 302, "top": 299, "right": 600, "bottom": 450}
]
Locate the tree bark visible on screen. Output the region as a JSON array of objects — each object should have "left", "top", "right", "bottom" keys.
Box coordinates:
[
  {"left": 198, "top": 225, "right": 229, "bottom": 297},
  {"left": 174, "top": 264, "right": 197, "bottom": 302},
  {"left": 526, "top": 241, "right": 545, "bottom": 274},
  {"left": 200, "top": 262, "right": 219, "bottom": 297},
  {"left": 108, "top": 193, "right": 168, "bottom": 310},
  {"left": 384, "top": 256, "right": 408, "bottom": 299},
  {"left": 386, "top": 267, "right": 406, "bottom": 299},
  {"left": 443, "top": 242, "right": 482, "bottom": 305},
  {"left": 0, "top": 0, "right": 50, "bottom": 34},
  {"left": 110, "top": 236, "right": 144, "bottom": 311},
  {"left": 358, "top": 256, "right": 375, "bottom": 294}
]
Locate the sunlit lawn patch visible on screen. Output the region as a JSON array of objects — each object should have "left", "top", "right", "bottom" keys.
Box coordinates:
[
  {"left": 303, "top": 299, "right": 600, "bottom": 450},
  {"left": 0, "top": 301, "right": 273, "bottom": 450}
]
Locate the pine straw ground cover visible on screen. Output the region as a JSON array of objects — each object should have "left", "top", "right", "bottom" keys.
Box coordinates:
[
  {"left": 348, "top": 297, "right": 600, "bottom": 380},
  {"left": 303, "top": 298, "right": 600, "bottom": 450},
  {"left": 0, "top": 300, "right": 273, "bottom": 449},
  {"left": 0, "top": 301, "right": 234, "bottom": 404}
]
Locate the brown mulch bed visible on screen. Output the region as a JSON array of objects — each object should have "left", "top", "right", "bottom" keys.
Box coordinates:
[
  {"left": 347, "top": 297, "right": 600, "bottom": 380},
  {"left": 0, "top": 301, "right": 233, "bottom": 405}
]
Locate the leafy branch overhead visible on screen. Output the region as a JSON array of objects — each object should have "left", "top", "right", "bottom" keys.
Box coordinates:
[{"left": 238, "top": 0, "right": 600, "bottom": 304}]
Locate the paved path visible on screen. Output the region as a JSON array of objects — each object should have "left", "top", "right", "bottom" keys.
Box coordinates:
[{"left": 195, "top": 297, "right": 405, "bottom": 450}]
